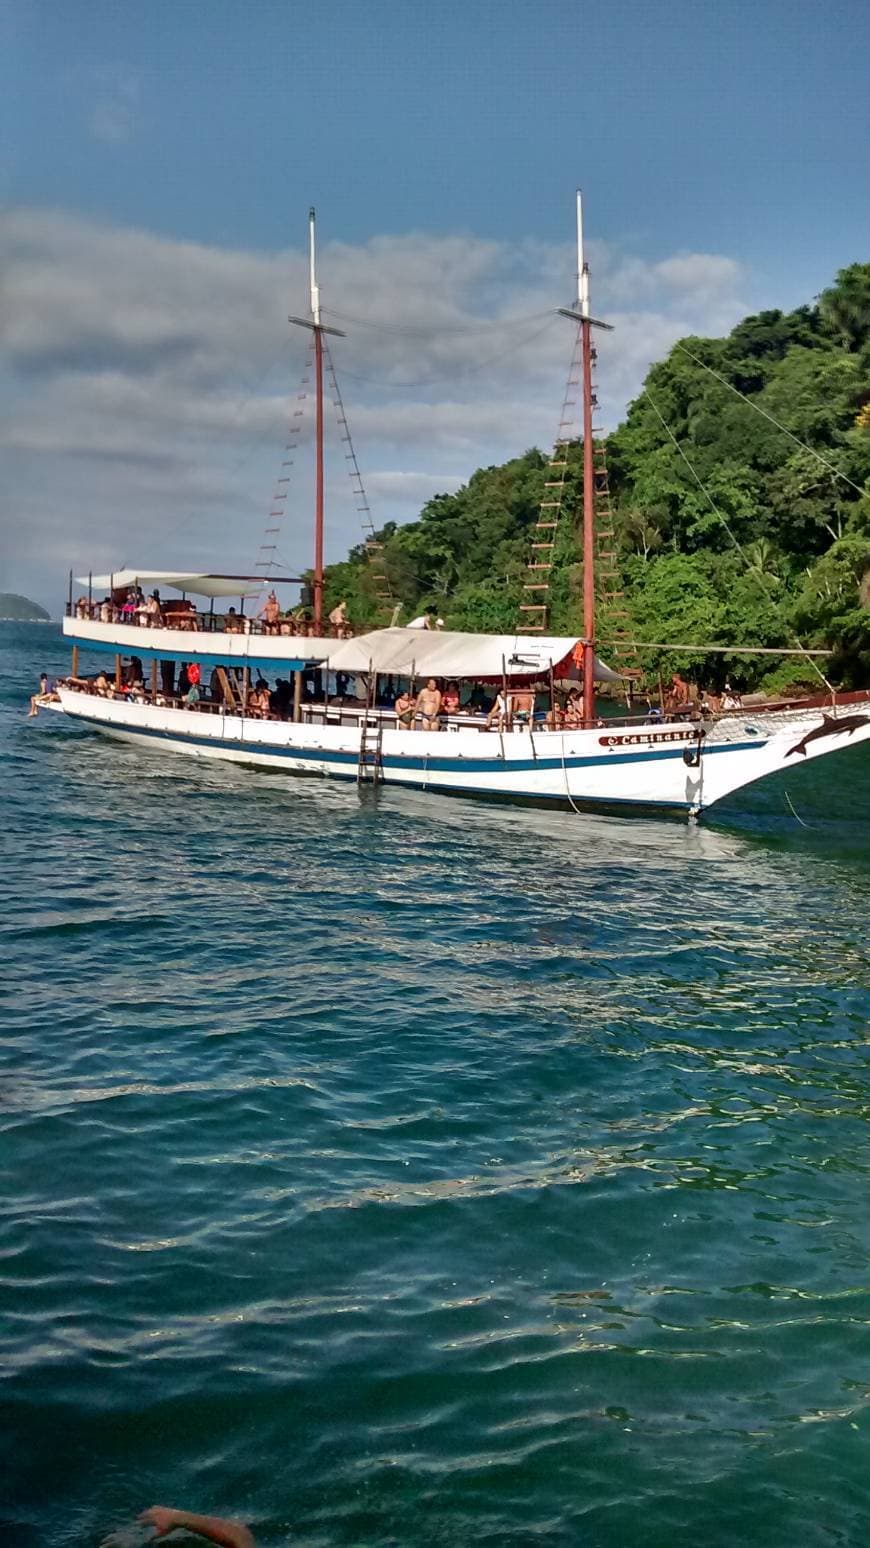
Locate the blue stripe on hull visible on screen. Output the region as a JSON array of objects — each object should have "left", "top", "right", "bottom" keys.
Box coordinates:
[
  {"left": 65, "top": 633, "right": 311, "bottom": 672},
  {"left": 66, "top": 706, "right": 765, "bottom": 777}
]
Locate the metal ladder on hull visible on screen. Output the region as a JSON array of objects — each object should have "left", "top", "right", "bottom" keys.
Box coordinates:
[
  {"left": 357, "top": 679, "right": 385, "bottom": 786},
  {"left": 357, "top": 719, "right": 384, "bottom": 785}
]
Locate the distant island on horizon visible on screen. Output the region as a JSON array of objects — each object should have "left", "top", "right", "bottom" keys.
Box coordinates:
[{"left": 0, "top": 593, "right": 52, "bottom": 622}]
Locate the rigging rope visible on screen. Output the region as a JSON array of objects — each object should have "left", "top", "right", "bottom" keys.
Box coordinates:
[
  {"left": 642, "top": 389, "right": 834, "bottom": 695},
  {"left": 673, "top": 342, "right": 867, "bottom": 498},
  {"left": 322, "top": 307, "right": 553, "bottom": 337},
  {"left": 334, "top": 317, "right": 558, "bottom": 390}
]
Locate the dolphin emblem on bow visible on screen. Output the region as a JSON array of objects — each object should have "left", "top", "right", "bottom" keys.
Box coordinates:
[{"left": 785, "top": 712, "right": 870, "bottom": 758}]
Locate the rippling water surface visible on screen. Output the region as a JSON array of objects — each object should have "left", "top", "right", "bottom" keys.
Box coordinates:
[{"left": 4, "top": 623, "right": 870, "bottom": 1547}]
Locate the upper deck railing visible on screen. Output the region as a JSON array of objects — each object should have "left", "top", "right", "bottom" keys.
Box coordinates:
[{"left": 67, "top": 599, "right": 356, "bottom": 640}]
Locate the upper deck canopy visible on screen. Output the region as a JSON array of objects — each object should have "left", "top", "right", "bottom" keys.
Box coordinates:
[
  {"left": 326, "top": 627, "right": 624, "bottom": 682},
  {"left": 76, "top": 570, "right": 301, "bottom": 599}
]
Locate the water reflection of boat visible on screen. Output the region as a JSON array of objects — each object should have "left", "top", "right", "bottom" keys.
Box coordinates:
[{"left": 49, "top": 207, "right": 870, "bottom": 818}]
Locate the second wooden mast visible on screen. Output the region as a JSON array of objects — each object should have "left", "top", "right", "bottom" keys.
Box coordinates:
[
  {"left": 559, "top": 190, "right": 612, "bottom": 724},
  {"left": 290, "top": 207, "right": 344, "bottom": 633}
]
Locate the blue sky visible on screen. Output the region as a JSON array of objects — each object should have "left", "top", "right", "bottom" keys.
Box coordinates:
[{"left": 3, "top": 0, "right": 869, "bottom": 608}]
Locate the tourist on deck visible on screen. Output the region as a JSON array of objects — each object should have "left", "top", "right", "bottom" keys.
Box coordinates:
[
  {"left": 441, "top": 681, "right": 460, "bottom": 716},
  {"left": 329, "top": 599, "right": 351, "bottom": 638},
  {"left": 94, "top": 671, "right": 110, "bottom": 696},
  {"left": 395, "top": 686, "right": 415, "bottom": 730},
  {"left": 407, "top": 609, "right": 436, "bottom": 629},
  {"left": 415, "top": 678, "right": 442, "bottom": 729},
  {"left": 511, "top": 686, "right": 535, "bottom": 729},
  {"left": 271, "top": 678, "right": 293, "bottom": 718},
  {"left": 27, "top": 673, "right": 58, "bottom": 717},
  {"left": 563, "top": 690, "right": 582, "bottom": 729},
  {"left": 486, "top": 688, "right": 511, "bottom": 731},
  {"left": 665, "top": 672, "right": 692, "bottom": 717},
  {"left": 547, "top": 698, "right": 566, "bottom": 731},
  {"left": 140, "top": 592, "right": 162, "bottom": 629},
  {"left": 721, "top": 680, "right": 742, "bottom": 710},
  {"left": 258, "top": 590, "right": 281, "bottom": 634}
]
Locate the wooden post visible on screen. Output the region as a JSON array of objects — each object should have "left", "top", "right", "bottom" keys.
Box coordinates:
[
  {"left": 293, "top": 670, "right": 303, "bottom": 723},
  {"left": 71, "top": 644, "right": 79, "bottom": 678},
  {"left": 549, "top": 661, "right": 555, "bottom": 733},
  {"left": 243, "top": 666, "right": 250, "bottom": 716},
  {"left": 150, "top": 659, "right": 158, "bottom": 703},
  {"left": 115, "top": 654, "right": 122, "bottom": 691}
]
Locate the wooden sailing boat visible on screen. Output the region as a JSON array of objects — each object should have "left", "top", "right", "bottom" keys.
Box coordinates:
[{"left": 45, "top": 202, "right": 870, "bottom": 817}]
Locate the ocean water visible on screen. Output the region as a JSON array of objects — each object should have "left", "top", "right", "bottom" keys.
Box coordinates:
[{"left": 4, "top": 621, "right": 870, "bottom": 1548}]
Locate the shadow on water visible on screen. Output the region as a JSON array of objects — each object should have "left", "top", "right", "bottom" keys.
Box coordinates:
[{"left": 708, "top": 742, "right": 870, "bottom": 864}]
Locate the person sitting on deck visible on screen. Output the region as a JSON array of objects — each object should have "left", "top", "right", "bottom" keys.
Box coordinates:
[
  {"left": 414, "top": 678, "right": 442, "bottom": 729},
  {"left": 183, "top": 663, "right": 202, "bottom": 707},
  {"left": 258, "top": 590, "right": 281, "bottom": 634},
  {"left": 93, "top": 671, "right": 110, "bottom": 696},
  {"left": 721, "top": 680, "right": 742, "bottom": 710},
  {"left": 140, "top": 592, "right": 162, "bottom": 628},
  {"left": 665, "top": 672, "right": 692, "bottom": 717},
  {"left": 441, "top": 681, "right": 460, "bottom": 716},
  {"left": 395, "top": 686, "right": 415, "bottom": 730},
  {"left": 547, "top": 697, "right": 566, "bottom": 731},
  {"left": 485, "top": 689, "right": 511, "bottom": 731},
  {"left": 279, "top": 612, "right": 297, "bottom": 635},
  {"left": 511, "top": 686, "right": 535, "bottom": 729},
  {"left": 27, "top": 672, "right": 59, "bottom": 717},
  {"left": 562, "top": 689, "right": 583, "bottom": 729}
]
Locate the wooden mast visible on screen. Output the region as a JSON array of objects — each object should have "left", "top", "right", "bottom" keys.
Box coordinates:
[
  {"left": 289, "top": 208, "right": 344, "bottom": 635},
  {"left": 578, "top": 192, "right": 596, "bottom": 727},
  {"left": 557, "top": 192, "right": 613, "bottom": 726}
]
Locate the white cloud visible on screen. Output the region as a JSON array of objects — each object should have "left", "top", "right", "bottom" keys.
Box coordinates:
[{"left": 0, "top": 208, "right": 750, "bottom": 608}]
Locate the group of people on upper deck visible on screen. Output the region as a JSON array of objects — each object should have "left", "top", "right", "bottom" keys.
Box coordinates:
[{"left": 74, "top": 588, "right": 359, "bottom": 639}]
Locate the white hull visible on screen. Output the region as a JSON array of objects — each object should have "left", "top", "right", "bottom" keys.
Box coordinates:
[{"left": 53, "top": 690, "right": 870, "bottom": 815}]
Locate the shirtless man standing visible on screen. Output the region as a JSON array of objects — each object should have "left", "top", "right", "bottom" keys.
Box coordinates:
[
  {"left": 414, "top": 678, "right": 442, "bottom": 730},
  {"left": 258, "top": 591, "right": 281, "bottom": 634}
]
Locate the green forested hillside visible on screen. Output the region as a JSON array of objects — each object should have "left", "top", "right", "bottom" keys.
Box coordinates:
[
  {"left": 0, "top": 593, "right": 51, "bottom": 621},
  {"left": 323, "top": 264, "right": 870, "bottom": 691}
]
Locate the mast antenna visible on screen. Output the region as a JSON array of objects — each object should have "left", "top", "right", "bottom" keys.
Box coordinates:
[
  {"left": 577, "top": 188, "right": 590, "bottom": 319},
  {"left": 309, "top": 206, "right": 321, "bottom": 327}
]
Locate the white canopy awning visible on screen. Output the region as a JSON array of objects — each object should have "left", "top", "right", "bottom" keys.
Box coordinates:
[
  {"left": 325, "top": 627, "right": 624, "bottom": 682},
  {"left": 75, "top": 570, "right": 301, "bottom": 600}
]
